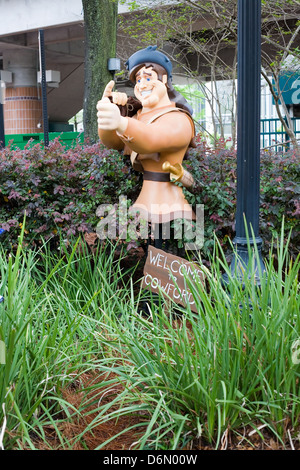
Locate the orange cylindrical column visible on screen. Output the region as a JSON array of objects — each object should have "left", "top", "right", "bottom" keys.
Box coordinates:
[
  {"left": 3, "top": 48, "right": 42, "bottom": 134},
  {"left": 4, "top": 86, "right": 42, "bottom": 134}
]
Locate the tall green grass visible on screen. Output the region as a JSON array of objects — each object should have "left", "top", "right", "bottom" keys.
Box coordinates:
[
  {"left": 0, "top": 220, "right": 299, "bottom": 450},
  {"left": 0, "top": 224, "right": 136, "bottom": 449},
  {"left": 78, "top": 223, "right": 299, "bottom": 450}
]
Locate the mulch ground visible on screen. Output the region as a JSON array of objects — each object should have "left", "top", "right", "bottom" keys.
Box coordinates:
[{"left": 27, "top": 370, "right": 299, "bottom": 451}]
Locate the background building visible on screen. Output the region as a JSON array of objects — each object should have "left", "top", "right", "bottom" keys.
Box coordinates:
[{"left": 0, "top": 0, "right": 299, "bottom": 148}]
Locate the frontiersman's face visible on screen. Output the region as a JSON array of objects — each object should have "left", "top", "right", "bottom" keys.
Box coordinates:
[{"left": 134, "top": 66, "right": 168, "bottom": 109}]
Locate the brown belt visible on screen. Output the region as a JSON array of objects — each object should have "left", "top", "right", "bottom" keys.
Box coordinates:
[{"left": 143, "top": 170, "right": 170, "bottom": 182}]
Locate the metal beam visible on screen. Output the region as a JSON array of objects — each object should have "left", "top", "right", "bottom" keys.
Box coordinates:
[
  {"left": 0, "top": 81, "right": 5, "bottom": 149},
  {"left": 38, "top": 29, "right": 49, "bottom": 146}
]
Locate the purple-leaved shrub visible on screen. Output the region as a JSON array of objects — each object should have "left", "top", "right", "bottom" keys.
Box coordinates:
[{"left": 0, "top": 136, "right": 299, "bottom": 261}]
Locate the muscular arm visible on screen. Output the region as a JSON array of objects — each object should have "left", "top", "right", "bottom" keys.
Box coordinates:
[
  {"left": 98, "top": 128, "right": 125, "bottom": 151},
  {"left": 97, "top": 82, "right": 193, "bottom": 154},
  {"left": 118, "top": 112, "right": 193, "bottom": 154}
]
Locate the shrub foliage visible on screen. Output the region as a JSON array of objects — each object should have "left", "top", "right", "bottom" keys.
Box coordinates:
[
  {"left": 184, "top": 138, "right": 299, "bottom": 259},
  {"left": 0, "top": 138, "right": 141, "bottom": 249},
  {"left": 0, "top": 137, "right": 299, "bottom": 259}
]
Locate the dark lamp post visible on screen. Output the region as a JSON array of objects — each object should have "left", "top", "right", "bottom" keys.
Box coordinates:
[{"left": 224, "top": 0, "right": 265, "bottom": 283}]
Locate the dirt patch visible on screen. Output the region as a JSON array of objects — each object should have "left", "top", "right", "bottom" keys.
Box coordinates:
[
  {"left": 28, "top": 371, "right": 299, "bottom": 451},
  {"left": 29, "top": 371, "right": 148, "bottom": 450}
]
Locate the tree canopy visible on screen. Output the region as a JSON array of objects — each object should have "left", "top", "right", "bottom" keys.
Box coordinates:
[{"left": 118, "top": 0, "right": 300, "bottom": 147}]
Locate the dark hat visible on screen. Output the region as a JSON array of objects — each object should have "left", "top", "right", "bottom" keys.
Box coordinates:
[{"left": 126, "top": 45, "right": 172, "bottom": 81}]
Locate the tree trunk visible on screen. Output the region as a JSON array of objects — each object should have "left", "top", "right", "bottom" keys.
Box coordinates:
[{"left": 82, "top": 0, "right": 118, "bottom": 143}]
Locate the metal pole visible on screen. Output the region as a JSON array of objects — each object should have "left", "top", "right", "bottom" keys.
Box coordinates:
[
  {"left": 38, "top": 29, "right": 49, "bottom": 146},
  {"left": 224, "top": 0, "right": 265, "bottom": 283},
  {"left": 0, "top": 81, "right": 5, "bottom": 149}
]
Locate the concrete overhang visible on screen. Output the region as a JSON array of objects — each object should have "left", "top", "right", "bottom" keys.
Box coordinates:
[{"left": 0, "top": 0, "right": 142, "bottom": 124}]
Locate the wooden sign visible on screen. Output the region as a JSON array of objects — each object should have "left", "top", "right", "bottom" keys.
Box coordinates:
[{"left": 142, "top": 246, "right": 204, "bottom": 312}]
